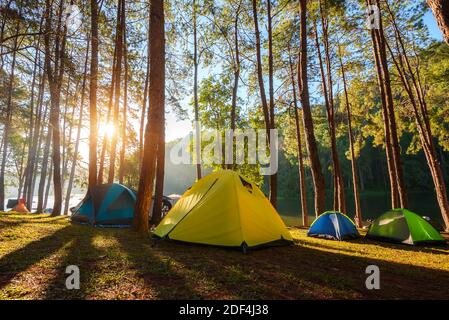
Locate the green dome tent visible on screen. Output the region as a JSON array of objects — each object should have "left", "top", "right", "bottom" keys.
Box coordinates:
[{"left": 366, "top": 209, "right": 446, "bottom": 246}]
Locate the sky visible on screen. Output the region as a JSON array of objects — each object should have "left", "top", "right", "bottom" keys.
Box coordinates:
[{"left": 423, "top": 10, "right": 443, "bottom": 42}]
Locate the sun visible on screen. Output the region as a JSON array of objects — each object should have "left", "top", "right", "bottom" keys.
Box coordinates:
[{"left": 98, "top": 122, "right": 116, "bottom": 139}]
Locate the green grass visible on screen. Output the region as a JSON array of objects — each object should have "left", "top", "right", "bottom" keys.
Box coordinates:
[{"left": 0, "top": 212, "right": 448, "bottom": 300}]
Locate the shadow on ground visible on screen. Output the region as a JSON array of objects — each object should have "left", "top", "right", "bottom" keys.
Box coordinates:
[{"left": 1, "top": 219, "right": 448, "bottom": 299}]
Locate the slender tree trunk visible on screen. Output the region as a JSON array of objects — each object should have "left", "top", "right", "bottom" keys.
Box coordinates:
[
  {"left": 267, "top": 0, "right": 277, "bottom": 208},
  {"left": 98, "top": 41, "right": 119, "bottom": 184},
  {"left": 61, "top": 74, "right": 73, "bottom": 189},
  {"left": 16, "top": 133, "right": 28, "bottom": 200},
  {"left": 134, "top": 0, "right": 165, "bottom": 234},
  {"left": 139, "top": 10, "right": 151, "bottom": 163},
  {"left": 227, "top": 2, "right": 241, "bottom": 170},
  {"left": 151, "top": 113, "right": 165, "bottom": 225},
  {"left": 313, "top": 18, "right": 338, "bottom": 212},
  {"left": 252, "top": 0, "right": 277, "bottom": 207},
  {"left": 37, "top": 126, "right": 52, "bottom": 213},
  {"left": 64, "top": 36, "right": 89, "bottom": 215},
  {"left": 119, "top": 28, "right": 129, "bottom": 184},
  {"left": 376, "top": 0, "right": 408, "bottom": 208},
  {"left": 367, "top": 1, "right": 398, "bottom": 208},
  {"left": 22, "top": 41, "right": 40, "bottom": 205},
  {"left": 0, "top": 20, "right": 19, "bottom": 211},
  {"left": 43, "top": 0, "right": 70, "bottom": 216},
  {"left": 338, "top": 44, "right": 362, "bottom": 227},
  {"left": 251, "top": 0, "right": 270, "bottom": 136},
  {"left": 88, "top": 0, "right": 99, "bottom": 191},
  {"left": 28, "top": 76, "right": 47, "bottom": 209},
  {"left": 385, "top": 0, "right": 449, "bottom": 230},
  {"left": 193, "top": 0, "right": 202, "bottom": 180},
  {"left": 108, "top": 0, "right": 125, "bottom": 183},
  {"left": 298, "top": 0, "right": 325, "bottom": 217},
  {"left": 368, "top": 0, "right": 408, "bottom": 209},
  {"left": 289, "top": 46, "right": 308, "bottom": 226},
  {"left": 317, "top": 4, "right": 346, "bottom": 213},
  {"left": 427, "top": 0, "right": 449, "bottom": 44},
  {"left": 24, "top": 51, "right": 45, "bottom": 209},
  {"left": 44, "top": 161, "right": 53, "bottom": 211}
]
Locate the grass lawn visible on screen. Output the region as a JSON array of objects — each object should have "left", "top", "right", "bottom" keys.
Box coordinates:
[{"left": 0, "top": 212, "right": 448, "bottom": 300}]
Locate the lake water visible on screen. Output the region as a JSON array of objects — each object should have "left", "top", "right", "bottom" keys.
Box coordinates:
[
  {"left": 4, "top": 192, "right": 444, "bottom": 227},
  {"left": 3, "top": 194, "right": 85, "bottom": 213},
  {"left": 277, "top": 192, "right": 444, "bottom": 226}
]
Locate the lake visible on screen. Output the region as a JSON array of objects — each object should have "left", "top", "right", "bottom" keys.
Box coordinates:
[
  {"left": 278, "top": 192, "right": 444, "bottom": 226},
  {"left": 4, "top": 191, "right": 444, "bottom": 227}
]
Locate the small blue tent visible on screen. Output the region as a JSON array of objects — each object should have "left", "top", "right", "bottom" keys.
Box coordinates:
[
  {"left": 308, "top": 211, "right": 359, "bottom": 240},
  {"left": 71, "top": 183, "right": 136, "bottom": 226}
]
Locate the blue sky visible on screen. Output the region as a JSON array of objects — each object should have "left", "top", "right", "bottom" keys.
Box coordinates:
[{"left": 424, "top": 10, "right": 443, "bottom": 41}]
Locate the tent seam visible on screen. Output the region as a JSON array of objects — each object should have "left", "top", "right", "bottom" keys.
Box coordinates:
[{"left": 233, "top": 174, "right": 245, "bottom": 246}]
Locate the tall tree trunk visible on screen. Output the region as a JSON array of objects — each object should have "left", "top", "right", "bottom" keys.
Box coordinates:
[
  {"left": 61, "top": 74, "right": 74, "bottom": 189},
  {"left": 227, "top": 2, "right": 241, "bottom": 170},
  {"left": 43, "top": 0, "right": 70, "bottom": 216},
  {"left": 119, "top": 29, "right": 129, "bottom": 184},
  {"left": 427, "top": 0, "right": 449, "bottom": 44},
  {"left": 139, "top": 10, "right": 151, "bottom": 164},
  {"left": 16, "top": 133, "right": 28, "bottom": 200},
  {"left": 385, "top": 0, "right": 449, "bottom": 230},
  {"left": 267, "top": 0, "right": 277, "bottom": 208},
  {"left": 22, "top": 40, "right": 40, "bottom": 206},
  {"left": 134, "top": 0, "right": 165, "bottom": 234},
  {"left": 151, "top": 113, "right": 165, "bottom": 225},
  {"left": 36, "top": 125, "right": 52, "bottom": 213},
  {"left": 338, "top": 44, "right": 362, "bottom": 227},
  {"left": 288, "top": 46, "right": 308, "bottom": 226},
  {"left": 193, "top": 0, "right": 202, "bottom": 180},
  {"left": 88, "top": 0, "right": 99, "bottom": 191},
  {"left": 24, "top": 47, "right": 45, "bottom": 209},
  {"left": 64, "top": 36, "right": 90, "bottom": 215},
  {"left": 313, "top": 18, "right": 338, "bottom": 212},
  {"left": 98, "top": 40, "right": 119, "bottom": 184},
  {"left": 108, "top": 0, "right": 125, "bottom": 183},
  {"left": 375, "top": 0, "right": 408, "bottom": 208},
  {"left": 367, "top": 0, "right": 399, "bottom": 208},
  {"left": 317, "top": 3, "right": 346, "bottom": 213},
  {"left": 252, "top": 0, "right": 276, "bottom": 207},
  {"left": 0, "top": 20, "right": 19, "bottom": 211},
  {"left": 28, "top": 75, "right": 47, "bottom": 210},
  {"left": 298, "top": 0, "right": 325, "bottom": 217},
  {"left": 251, "top": 0, "right": 270, "bottom": 136},
  {"left": 44, "top": 161, "right": 53, "bottom": 211}
]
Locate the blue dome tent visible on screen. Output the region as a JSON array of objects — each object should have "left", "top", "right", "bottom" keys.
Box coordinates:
[
  {"left": 71, "top": 183, "right": 136, "bottom": 226},
  {"left": 307, "top": 212, "right": 359, "bottom": 240}
]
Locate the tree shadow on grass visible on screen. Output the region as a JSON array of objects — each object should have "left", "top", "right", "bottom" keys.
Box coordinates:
[
  {"left": 0, "top": 226, "right": 71, "bottom": 290},
  {"left": 114, "top": 232, "right": 203, "bottom": 299},
  {"left": 149, "top": 240, "right": 449, "bottom": 299},
  {"left": 40, "top": 228, "right": 104, "bottom": 300}
]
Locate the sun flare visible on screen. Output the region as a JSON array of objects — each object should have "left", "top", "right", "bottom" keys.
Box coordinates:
[{"left": 98, "top": 122, "right": 116, "bottom": 138}]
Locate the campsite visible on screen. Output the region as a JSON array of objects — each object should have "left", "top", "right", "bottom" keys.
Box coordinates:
[{"left": 1, "top": 0, "right": 449, "bottom": 303}]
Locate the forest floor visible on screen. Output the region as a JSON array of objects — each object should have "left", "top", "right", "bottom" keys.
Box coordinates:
[{"left": 0, "top": 212, "right": 448, "bottom": 300}]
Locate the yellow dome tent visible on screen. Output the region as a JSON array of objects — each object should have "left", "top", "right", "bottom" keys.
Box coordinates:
[{"left": 153, "top": 170, "right": 293, "bottom": 251}]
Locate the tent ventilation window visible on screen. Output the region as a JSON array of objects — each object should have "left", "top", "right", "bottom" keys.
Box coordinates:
[{"left": 240, "top": 176, "right": 253, "bottom": 193}]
